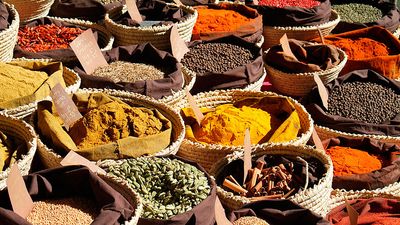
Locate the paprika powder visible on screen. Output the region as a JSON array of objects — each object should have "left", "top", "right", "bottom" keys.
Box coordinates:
[
  {"left": 326, "top": 146, "right": 382, "bottom": 176},
  {"left": 325, "top": 37, "right": 391, "bottom": 60},
  {"left": 258, "top": 0, "right": 320, "bottom": 8}
]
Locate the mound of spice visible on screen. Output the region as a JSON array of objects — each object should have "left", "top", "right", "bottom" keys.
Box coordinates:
[
  {"left": 107, "top": 157, "right": 210, "bottom": 219},
  {"left": 26, "top": 196, "right": 99, "bottom": 225},
  {"left": 326, "top": 146, "right": 382, "bottom": 176},
  {"left": 325, "top": 37, "right": 390, "bottom": 60},
  {"left": 69, "top": 101, "right": 165, "bottom": 149},
  {"left": 332, "top": 3, "right": 382, "bottom": 24},
  {"left": 181, "top": 43, "right": 254, "bottom": 75},
  {"left": 327, "top": 81, "right": 400, "bottom": 124},
  {"left": 222, "top": 160, "right": 297, "bottom": 200},
  {"left": 191, "top": 104, "right": 272, "bottom": 146},
  {"left": 233, "top": 216, "right": 269, "bottom": 225},
  {"left": 18, "top": 24, "right": 84, "bottom": 52},
  {"left": 258, "top": 0, "right": 320, "bottom": 8},
  {"left": 192, "top": 8, "right": 251, "bottom": 34},
  {"left": 0, "top": 63, "right": 48, "bottom": 104},
  {"left": 91, "top": 61, "right": 165, "bottom": 83}
]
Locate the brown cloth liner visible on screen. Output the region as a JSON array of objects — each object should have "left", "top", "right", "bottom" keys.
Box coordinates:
[
  {"left": 115, "top": 0, "right": 189, "bottom": 27},
  {"left": 265, "top": 39, "right": 341, "bottom": 73},
  {"left": 49, "top": 0, "right": 123, "bottom": 22},
  {"left": 214, "top": 155, "right": 326, "bottom": 196},
  {"left": 332, "top": 0, "right": 400, "bottom": 33},
  {"left": 328, "top": 198, "right": 400, "bottom": 225},
  {"left": 36, "top": 92, "right": 172, "bottom": 161},
  {"left": 252, "top": 0, "right": 331, "bottom": 27},
  {"left": 13, "top": 17, "right": 104, "bottom": 66},
  {"left": 227, "top": 200, "right": 329, "bottom": 225},
  {"left": 303, "top": 69, "right": 400, "bottom": 136},
  {"left": 192, "top": 3, "right": 263, "bottom": 44},
  {"left": 0, "top": 165, "right": 136, "bottom": 225},
  {"left": 186, "top": 35, "right": 264, "bottom": 94},
  {"left": 0, "top": 1, "right": 9, "bottom": 32},
  {"left": 74, "top": 43, "right": 183, "bottom": 100},
  {"left": 323, "top": 137, "right": 400, "bottom": 190},
  {"left": 138, "top": 154, "right": 217, "bottom": 225},
  {"left": 312, "top": 26, "right": 400, "bottom": 79}
]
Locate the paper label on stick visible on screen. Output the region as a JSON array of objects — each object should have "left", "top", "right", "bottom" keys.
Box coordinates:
[
  {"left": 50, "top": 83, "right": 82, "bottom": 129},
  {"left": 170, "top": 25, "right": 189, "bottom": 62},
  {"left": 279, "top": 34, "right": 298, "bottom": 61},
  {"left": 185, "top": 87, "right": 204, "bottom": 125},
  {"left": 214, "top": 197, "right": 233, "bottom": 225},
  {"left": 126, "top": 0, "right": 143, "bottom": 23},
  {"left": 61, "top": 150, "right": 106, "bottom": 175},
  {"left": 313, "top": 74, "right": 329, "bottom": 110},
  {"left": 243, "top": 129, "right": 252, "bottom": 185},
  {"left": 312, "top": 129, "right": 325, "bottom": 150},
  {"left": 345, "top": 199, "right": 359, "bottom": 225},
  {"left": 317, "top": 27, "right": 325, "bottom": 44},
  {"left": 70, "top": 29, "right": 108, "bottom": 75},
  {"left": 6, "top": 164, "right": 33, "bottom": 219}
]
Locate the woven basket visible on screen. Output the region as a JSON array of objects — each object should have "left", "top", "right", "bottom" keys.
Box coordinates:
[
  {"left": 210, "top": 145, "right": 334, "bottom": 216},
  {"left": 105, "top": 4, "right": 198, "bottom": 50},
  {"left": 47, "top": 16, "right": 114, "bottom": 52},
  {"left": 315, "top": 125, "right": 400, "bottom": 145},
  {"left": 34, "top": 88, "right": 185, "bottom": 169},
  {"left": 0, "top": 3, "right": 19, "bottom": 62},
  {"left": 266, "top": 48, "right": 348, "bottom": 97},
  {"left": 262, "top": 10, "right": 340, "bottom": 49},
  {"left": 330, "top": 190, "right": 400, "bottom": 211},
  {"left": 5, "top": 0, "right": 53, "bottom": 22},
  {"left": 0, "top": 114, "right": 37, "bottom": 190},
  {"left": 158, "top": 66, "right": 196, "bottom": 108},
  {"left": 394, "top": 26, "right": 400, "bottom": 39},
  {"left": 1, "top": 58, "right": 81, "bottom": 119},
  {"left": 99, "top": 174, "right": 143, "bottom": 225},
  {"left": 175, "top": 89, "right": 314, "bottom": 172}
]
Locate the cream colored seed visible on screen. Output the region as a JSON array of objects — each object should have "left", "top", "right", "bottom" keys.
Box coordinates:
[
  {"left": 26, "top": 197, "right": 99, "bottom": 225},
  {"left": 233, "top": 216, "right": 269, "bottom": 225}
]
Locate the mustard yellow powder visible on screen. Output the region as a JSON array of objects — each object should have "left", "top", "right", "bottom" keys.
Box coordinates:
[
  {"left": 69, "top": 101, "right": 164, "bottom": 149},
  {"left": 0, "top": 63, "right": 48, "bottom": 103},
  {"left": 193, "top": 104, "right": 271, "bottom": 146}
]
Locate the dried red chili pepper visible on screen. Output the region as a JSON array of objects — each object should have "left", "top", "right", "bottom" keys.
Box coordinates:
[
  {"left": 18, "top": 24, "right": 84, "bottom": 52},
  {"left": 258, "top": 0, "right": 320, "bottom": 8}
]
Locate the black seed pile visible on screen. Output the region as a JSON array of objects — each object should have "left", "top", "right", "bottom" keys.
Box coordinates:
[
  {"left": 327, "top": 81, "right": 400, "bottom": 124},
  {"left": 181, "top": 43, "right": 254, "bottom": 75}
]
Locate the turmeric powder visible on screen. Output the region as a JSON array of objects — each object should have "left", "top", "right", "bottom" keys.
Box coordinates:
[
  {"left": 192, "top": 104, "right": 272, "bottom": 146},
  {"left": 326, "top": 146, "right": 382, "bottom": 176}
]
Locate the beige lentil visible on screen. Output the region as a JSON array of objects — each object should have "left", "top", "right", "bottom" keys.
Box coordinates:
[
  {"left": 92, "top": 61, "right": 165, "bottom": 83},
  {"left": 233, "top": 216, "right": 269, "bottom": 225},
  {"left": 26, "top": 196, "right": 99, "bottom": 225}
]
